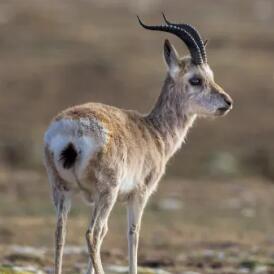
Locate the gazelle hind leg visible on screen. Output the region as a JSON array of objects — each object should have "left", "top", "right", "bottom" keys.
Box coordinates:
[
  {"left": 44, "top": 148, "right": 71, "bottom": 274},
  {"left": 86, "top": 188, "right": 118, "bottom": 274},
  {"left": 53, "top": 187, "right": 71, "bottom": 274},
  {"left": 85, "top": 222, "right": 108, "bottom": 274}
]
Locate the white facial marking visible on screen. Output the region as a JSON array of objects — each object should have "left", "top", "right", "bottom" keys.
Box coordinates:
[
  {"left": 202, "top": 64, "right": 214, "bottom": 80},
  {"left": 180, "top": 63, "right": 229, "bottom": 116},
  {"left": 169, "top": 65, "right": 180, "bottom": 79}
]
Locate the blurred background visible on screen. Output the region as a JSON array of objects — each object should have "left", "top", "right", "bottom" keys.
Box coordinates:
[{"left": 0, "top": 0, "right": 274, "bottom": 273}]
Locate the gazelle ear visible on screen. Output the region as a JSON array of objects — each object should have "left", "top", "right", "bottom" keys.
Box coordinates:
[{"left": 163, "top": 39, "right": 180, "bottom": 78}]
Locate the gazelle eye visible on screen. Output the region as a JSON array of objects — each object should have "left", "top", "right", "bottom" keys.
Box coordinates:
[{"left": 189, "top": 77, "right": 202, "bottom": 86}]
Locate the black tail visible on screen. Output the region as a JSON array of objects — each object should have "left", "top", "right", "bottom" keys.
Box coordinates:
[{"left": 59, "top": 143, "right": 78, "bottom": 169}]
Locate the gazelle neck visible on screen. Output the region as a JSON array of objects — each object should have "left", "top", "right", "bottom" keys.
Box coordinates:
[{"left": 146, "top": 75, "right": 196, "bottom": 159}]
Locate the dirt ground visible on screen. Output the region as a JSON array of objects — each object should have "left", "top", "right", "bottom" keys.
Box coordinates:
[
  {"left": 1, "top": 1, "right": 274, "bottom": 273},
  {"left": 1, "top": 168, "right": 274, "bottom": 273}
]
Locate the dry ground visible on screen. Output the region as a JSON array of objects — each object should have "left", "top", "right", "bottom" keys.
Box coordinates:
[
  {"left": 1, "top": 1, "right": 274, "bottom": 273},
  {"left": 1, "top": 168, "right": 274, "bottom": 273}
]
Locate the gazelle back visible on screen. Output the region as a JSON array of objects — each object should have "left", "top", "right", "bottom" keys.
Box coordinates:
[{"left": 44, "top": 14, "right": 233, "bottom": 274}]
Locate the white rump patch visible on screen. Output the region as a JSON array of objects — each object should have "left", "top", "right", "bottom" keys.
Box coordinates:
[{"left": 44, "top": 118, "right": 108, "bottom": 184}]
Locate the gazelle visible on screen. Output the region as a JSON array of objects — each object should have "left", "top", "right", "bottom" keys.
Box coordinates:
[{"left": 44, "top": 14, "right": 233, "bottom": 274}]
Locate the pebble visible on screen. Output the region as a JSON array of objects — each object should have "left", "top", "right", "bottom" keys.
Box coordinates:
[{"left": 106, "top": 265, "right": 171, "bottom": 274}]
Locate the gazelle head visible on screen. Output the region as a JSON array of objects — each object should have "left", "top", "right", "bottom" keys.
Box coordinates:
[{"left": 138, "top": 14, "right": 233, "bottom": 117}]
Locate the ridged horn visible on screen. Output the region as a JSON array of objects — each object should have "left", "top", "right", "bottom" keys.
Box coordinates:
[
  {"left": 137, "top": 16, "right": 203, "bottom": 65},
  {"left": 162, "top": 13, "right": 207, "bottom": 63}
]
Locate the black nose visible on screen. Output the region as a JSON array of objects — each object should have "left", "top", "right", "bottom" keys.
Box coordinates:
[
  {"left": 217, "top": 95, "right": 233, "bottom": 115},
  {"left": 223, "top": 96, "right": 233, "bottom": 108}
]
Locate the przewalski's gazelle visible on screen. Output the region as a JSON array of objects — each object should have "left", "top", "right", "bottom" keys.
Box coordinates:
[{"left": 44, "top": 14, "right": 233, "bottom": 274}]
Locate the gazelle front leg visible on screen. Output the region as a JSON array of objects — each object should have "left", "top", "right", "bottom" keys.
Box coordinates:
[{"left": 127, "top": 194, "right": 148, "bottom": 274}]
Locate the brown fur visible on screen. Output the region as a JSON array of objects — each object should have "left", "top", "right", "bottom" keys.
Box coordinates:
[
  {"left": 44, "top": 45, "right": 232, "bottom": 274},
  {"left": 49, "top": 101, "right": 167, "bottom": 200}
]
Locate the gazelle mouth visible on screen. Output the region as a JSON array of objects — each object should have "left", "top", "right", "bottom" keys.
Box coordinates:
[{"left": 215, "top": 106, "right": 232, "bottom": 116}]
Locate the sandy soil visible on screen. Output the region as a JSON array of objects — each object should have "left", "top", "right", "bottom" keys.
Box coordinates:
[
  {"left": 1, "top": 168, "right": 274, "bottom": 273},
  {"left": 1, "top": 1, "right": 274, "bottom": 273}
]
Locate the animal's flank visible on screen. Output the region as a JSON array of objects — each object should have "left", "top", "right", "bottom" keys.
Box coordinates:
[
  {"left": 59, "top": 143, "right": 78, "bottom": 169},
  {"left": 43, "top": 16, "right": 233, "bottom": 274}
]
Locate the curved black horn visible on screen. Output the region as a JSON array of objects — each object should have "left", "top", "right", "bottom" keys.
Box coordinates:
[
  {"left": 162, "top": 13, "right": 207, "bottom": 63},
  {"left": 137, "top": 16, "right": 203, "bottom": 65}
]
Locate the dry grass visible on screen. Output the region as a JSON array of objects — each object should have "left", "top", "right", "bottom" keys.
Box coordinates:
[
  {"left": 1, "top": 168, "right": 274, "bottom": 272},
  {"left": 1, "top": 1, "right": 274, "bottom": 273}
]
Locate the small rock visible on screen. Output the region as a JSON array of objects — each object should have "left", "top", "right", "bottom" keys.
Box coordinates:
[
  {"left": 202, "top": 249, "right": 215, "bottom": 258},
  {"left": 254, "top": 265, "right": 268, "bottom": 273},
  {"left": 106, "top": 265, "right": 128, "bottom": 273},
  {"left": 6, "top": 246, "right": 46, "bottom": 265},
  {"left": 10, "top": 246, "right": 46, "bottom": 257},
  {"left": 0, "top": 265, "right": 45, "bottom": 274},
  {"left": 241, "top": 208, "right": 256, "bottom": 218},
  {"left": 238, "top": 268, "right": 249, "bottom": 273},
  {"left": 106, "top": 265, "right": 171, "bottom": 274},
  {"left": 63, "top": 245, "right": 86, "bottom": 255}
]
